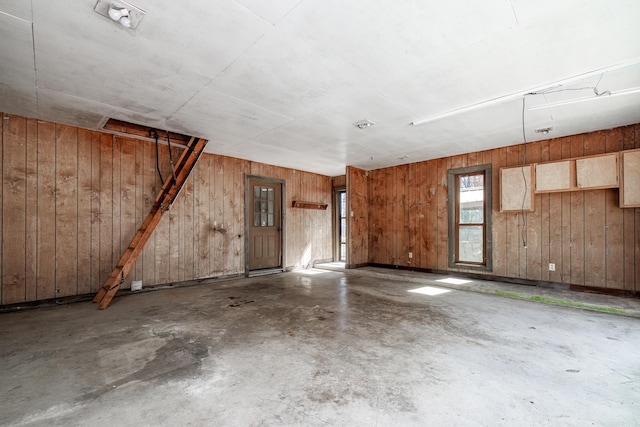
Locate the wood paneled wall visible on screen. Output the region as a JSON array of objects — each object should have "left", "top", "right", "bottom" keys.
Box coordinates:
[
  {"left": 1, "top": 113, "right": 332, "bottom": 305},
  {"left": 346, "top": 166, "right": 368, "bottom": 267},
  {"left": 365, "top": 124, "right": 640, "bottom": 292}
]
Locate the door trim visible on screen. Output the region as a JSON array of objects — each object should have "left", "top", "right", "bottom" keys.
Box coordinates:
[
  {"left": 333, "top": 186, "right": 346, "bottom": 262},
  {"left": 244, "top": 174, "right": 286, "bottom": 276}
]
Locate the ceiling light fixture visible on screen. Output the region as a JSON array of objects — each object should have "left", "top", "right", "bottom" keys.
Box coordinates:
[
  {"left": 411, "top": 57, "right": 640, "bottom": 126},
  {"left": 535, "top": 127, "right": 553, "bottom": 135},
  {"left": 108, "top": 6, "right": 131, "bottom": 27},
  {"left": 94, "top": 0, "right": 145, "bottom": 30},
  {"left": 527, "top": 86, "right": 640, "bottom": 111},
  {"left": 353, "top": 119, "right": 375, "bottom": 129}
]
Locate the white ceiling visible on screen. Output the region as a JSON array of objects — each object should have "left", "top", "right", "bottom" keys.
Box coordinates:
[{"left": 1, "top": 0, "right": 640, "bottom": 176}]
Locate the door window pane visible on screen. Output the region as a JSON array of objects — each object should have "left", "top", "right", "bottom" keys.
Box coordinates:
[{"left": 254, "top": 185, "right": 276, "bottom": 227}]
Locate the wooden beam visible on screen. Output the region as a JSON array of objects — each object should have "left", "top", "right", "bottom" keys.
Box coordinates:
[
  {"left": 92, "top": 137, "right": 208, "bottom": 309},
  {"left": 103, "top": 119, "right": 192, "bottom": 145}
]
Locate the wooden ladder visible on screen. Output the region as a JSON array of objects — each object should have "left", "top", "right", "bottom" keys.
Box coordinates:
[{"left": 92, "top": 137, "right": 208, "bottom": 309}]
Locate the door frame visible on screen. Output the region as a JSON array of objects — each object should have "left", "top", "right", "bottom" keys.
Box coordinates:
[
  {"left": 244, "top": 174, "right": 286, "bottom": 276},
  {"left": 333, "top": 186, "right": 346, "bottom": 262}
]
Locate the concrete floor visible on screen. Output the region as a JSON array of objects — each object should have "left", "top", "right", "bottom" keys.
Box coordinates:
[{"left": 1, "top": 268, "right": 638, "bottom": 426}]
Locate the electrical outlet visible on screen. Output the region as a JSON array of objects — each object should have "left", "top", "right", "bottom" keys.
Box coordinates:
[
  {"left": 408, "top": 252, "right": 413, "bottom": 259},
  {"left": 549, "top": 263, "right": 555, "bottom": 271}
]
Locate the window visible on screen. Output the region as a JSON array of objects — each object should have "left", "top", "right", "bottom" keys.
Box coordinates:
[{"left": 448, "top": 165, "right": 492, "bottom": 270}]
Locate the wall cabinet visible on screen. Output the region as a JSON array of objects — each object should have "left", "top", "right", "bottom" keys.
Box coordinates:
[
  {"left": 500, "top": 165, "right": 534, "bottom": 212},
  {"left": 620, "top": 149, "right": 640, "bottom": 208},
  {"left": 535, "top": 160, "right": 573, "bottom": 193},
  {"left": 576, "top": 153, "right": 618, "bottom": 189}
]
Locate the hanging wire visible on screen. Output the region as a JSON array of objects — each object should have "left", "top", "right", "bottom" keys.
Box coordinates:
[
  {"left": 150, "top": 130, "right": 165, "bottom": 186},
  {"left": 520, "top": 97, "right": 528, "bottom": 248},
  {"left": 166, "top": 131, "right": 178, "bottom": 188}
]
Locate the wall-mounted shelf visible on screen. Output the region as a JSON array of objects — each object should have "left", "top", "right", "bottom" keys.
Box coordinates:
[{"left": 292, "top": 201, "right": 328, "bottom": 210}]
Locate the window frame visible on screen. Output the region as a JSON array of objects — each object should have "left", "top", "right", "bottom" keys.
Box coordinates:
[{"left": 448, "top": 164, "right": 492, "bottom": 271}]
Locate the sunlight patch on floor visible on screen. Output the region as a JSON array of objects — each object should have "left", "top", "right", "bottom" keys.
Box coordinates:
[
  {"left": 436, "top": 277, "right": 472, "bottom": 285},
  {"left": 408, "top": 286, "right": 452, "bottom": 296}
]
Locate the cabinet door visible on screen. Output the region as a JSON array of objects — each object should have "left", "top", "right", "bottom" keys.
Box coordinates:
[
  {"left": 620, "top": 149, "right": 640, "bottom": 208},
  {"left": 535, "top": 161, "right": 573, "bottom": 193},
  {"left": 500, "top": 166, "right": 533, "bottom": 212},
  {"left": 575, "top": 153, "right": 618, "bottom": 189}
]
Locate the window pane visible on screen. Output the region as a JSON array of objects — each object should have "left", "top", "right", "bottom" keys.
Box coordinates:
[
  {"left": 459, "top": 174, "right": 484, "bottom": 223},
  {"left": 458, "top": 225, "right": 483, "bottom": 263},
  {"left": 267, "top": 188, "right": 274, "bottom": 200},
  {"left": 267, "top": 213, "right": 274, "bottom": 227}
]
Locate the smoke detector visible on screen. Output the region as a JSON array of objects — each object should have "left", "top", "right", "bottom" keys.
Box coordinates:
[
  {"left": 94, "top": 0, "right": 145, "bottom": 30},
  {"left": 353, "top": 119, "right": 375, "bottom": 129}
]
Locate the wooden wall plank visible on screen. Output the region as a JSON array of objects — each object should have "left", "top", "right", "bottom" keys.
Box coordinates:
[
  {"left": 183, "top": 166, "right": 195, "bottom": 279},
  {"left": 604, "top": 129, "right": 624, "bottom": 289},
  {"left": 425, "top": 161, "right": 437, "bottom": 269},
  {"left": 525, "top": 142, "right": 542, "bottom": 281},
  {"left": 25, "top": 118, "right": 38, "bottom": 302},
  {"left": 491, "top": 148, "right": 506, "bottom": 277},
  {"left": 368, "top": 169, "right": 383, "bottom": 265},
  {"left": 539, "top": 141, "right": 551, "bottom": 282},
  {"left": 2, "top": 115, "right": 27, "bottom": 303},
  {"left": 141, "top": 137, "right": 156, "bottom": 286},
  {"left": 407, "top": 163, "right": 417, "bottom": 267},
  {"left": 55, "top": 124, "right": 78, "bottom": 297},
  {"left": 547, "top": 138, "right": 563, "bottom": 283},
  {"left": 416, "top": 162, "right": 427, "bottom": 268},
  {"left": 222, "top": 156, "right": 234, "bottom": 274},
  {"left": 132, "top": 137, "right": 144, "bottom": 284},
  {"left": 195, "top": 155, "right": 210, "bottom": 278},
  {"left": 582, "top": 131, "right": 606, "bottom": 288},
  {"left": 119, "top": 137, "right": 137, "bottom": 289},
  {"left": 505, "top": 145, "right": 521, "bottom": 278},
  {"left": 111, "top": 136, "right": 122, "bottom": 288},
  {"left": 77, "top": 129, "right": 93, "bottom": 295},
  {"left": 36, "top": 121, "right": 56, "bottom": 300},
  {"left": 622, "top": 126, "right": 637, "bottom": 290},
  {"left": 569, "top": 134, "right": 585, "bottom": 285},
  {"left": 560, "top": 137, "right": 572, "bottom": 283},
  {"left": 154, "top": 144, "right": 171, "bottom": 285},
  {"left": 99, "top": 133, "right": 114, "bottom": 287},
  {"left": 212, "top": 155, "right": 224, "bottom": 275},
  {"left": 436, "top": 158, "right": 449, "bottom": 270},
  {"left": 347, "top": 166, "right": 368, "bottom": 266},
  {"left": 386, "top": 167, "right": 397, "bottom": 265},
  {"left": 232, "top": 157, "right": 248, "bottom": 273},
  {"left": 89, "top": 132, "right": 102, "bottom": 293},
  {"left": 396, "top": 164, "right": 407, "bottom": 266}
]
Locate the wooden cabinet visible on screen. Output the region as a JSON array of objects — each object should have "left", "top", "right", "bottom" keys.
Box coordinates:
[
  {"left": 500, "top": 165, "right": 533, "bottom": 212},
  {"left": 534, "top": 153, "right": 619, "bottom": 194},
  {"left": 620, "top": 149, "right": 640, "bottom": 208},
  {"left": 535, "top": 160, "right": 573, "bottom": 193},
  {"left": 576, "top": 153, "right": 618, "bottom": 189}
]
